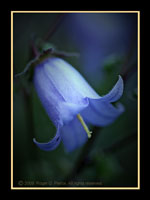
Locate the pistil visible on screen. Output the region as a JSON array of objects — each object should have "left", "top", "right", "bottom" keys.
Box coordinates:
[{"left": 77, "top": 114, "right": 92, "bottom": 138}]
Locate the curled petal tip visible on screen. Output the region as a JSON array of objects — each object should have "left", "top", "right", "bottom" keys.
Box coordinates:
[
  {"left": 102, "top": 75, "right": 124, "bottom": 103},
  {"left": 118, "top": 75, "right": 123, "bottom": 84},
  {"left": 33, "top": 127, "right": 61, "bottom": 151}
]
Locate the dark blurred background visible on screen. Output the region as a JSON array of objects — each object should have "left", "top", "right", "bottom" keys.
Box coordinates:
[{"left": 13, "top": 12, "right": 138, "bottom": 187}]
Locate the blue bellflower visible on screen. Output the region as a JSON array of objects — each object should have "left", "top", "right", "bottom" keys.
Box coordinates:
[{"left": 33, "top": 57, "right": 124, "bottom": 152}]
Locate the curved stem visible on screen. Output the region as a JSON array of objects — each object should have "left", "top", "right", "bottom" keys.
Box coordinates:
[{"left": 43, "top": 14, "right": 66, "bottom": 42}]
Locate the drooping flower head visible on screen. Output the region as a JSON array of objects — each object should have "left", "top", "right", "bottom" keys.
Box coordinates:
[{"left": 33, "top": 57, "right": 124, "bottom": 152}]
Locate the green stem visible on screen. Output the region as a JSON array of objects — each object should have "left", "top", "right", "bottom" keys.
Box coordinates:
[{"left": 43, "top": 14, "right": 66, "bottom": 42}]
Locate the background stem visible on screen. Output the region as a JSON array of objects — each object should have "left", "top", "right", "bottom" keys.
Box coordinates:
[{"left": 43, "top": 14, "right": 66, "bottom": 42}]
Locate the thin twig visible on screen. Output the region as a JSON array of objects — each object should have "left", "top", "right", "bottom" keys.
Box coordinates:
[
  {"left": 43, "top": 14, "right": 66, "bottom": 42},
  {"left": 30, "top": 36, "right": 40, "bottom": 57},
  {"left": 52, "top": 50, "right": 80, "bottom": 58}
]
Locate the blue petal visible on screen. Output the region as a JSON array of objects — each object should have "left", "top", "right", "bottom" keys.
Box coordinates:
[
  {"left": 81, "top": 76, "right": 124, "bottom": 126},
  {"left": 59, "top": 98, "right": 89, "bottom": 125},
  {"left": 44, "top": 57, "right": 100, "bottom": 103},
  {"left": 33, "top": 63, "right": 65, "bottom": 127},
  {"left": 61, "top": 117, "right": 88, "bottom": 152},
  {"left": 33, "top": 126, "right": 61, "bottom": 151},
  {"left": 81, "top": 100, "right": 124, "bottom": 126},
  {"left": 34, "top": 59, "right": 90, "bottom": 126},
  {"left": 100, "top": 75, "right": 124, "bottom": 102}
]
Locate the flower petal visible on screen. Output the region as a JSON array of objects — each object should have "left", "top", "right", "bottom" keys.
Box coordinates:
[
  {"left": 34, "top": 58, "right": 92, "bottom": 126},
  {"left": 58, "top": 98, "right": 89, "bottom": 125},
  {"left": 33, "top": 63, "right": 65, "bottom": 127},
  {"left": 100, "top": 75, "right": 124, "bottom": 102},
  {"left": 44, "top": 57, "right": 100, "bottom": 103},
  {"left": 81, "top": 99, "right": 124, "bottom": 126},
  {"left": 61, "top": 116, "right": 88, "bottom": 152},
  {"left": 33, "top": 126, "right": 61, "bottom": 151},
  {"left": 81, "top": 77, "right": 124, "bottom": 126}
]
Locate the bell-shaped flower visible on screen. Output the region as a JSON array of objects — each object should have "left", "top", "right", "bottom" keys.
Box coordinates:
[{"left": 33, "top": 57, "right": 124, "bottom": 152}]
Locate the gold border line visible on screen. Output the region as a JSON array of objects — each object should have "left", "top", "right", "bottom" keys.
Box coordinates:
[
  {"left": 11, "top": 187, "right": 139, "bottom": 190},
  {"left": 138, "top": 11, "right": 140, "bottom": 189},
  {"left": 12, "top": 11, "right": 139, "bottom": 13},
  {"left": 11, "top": 10, "right": 140, "bottom": 190},
  {"left": 11, "top": 11, "right": 14, "bottom": 190}
]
